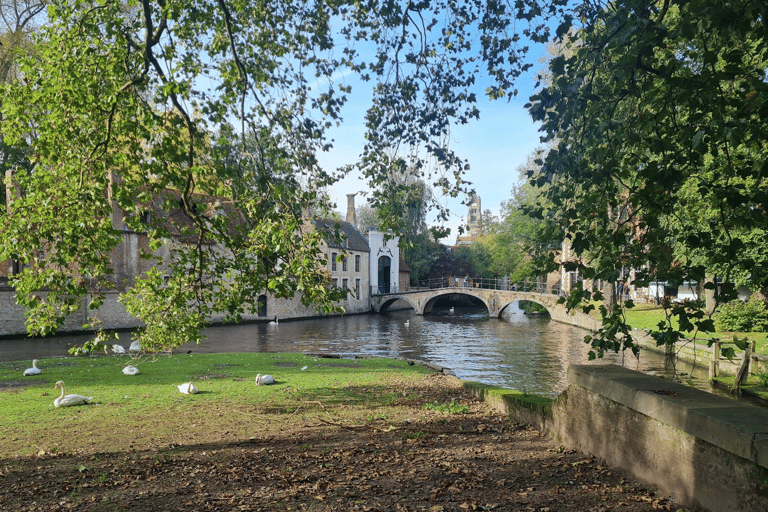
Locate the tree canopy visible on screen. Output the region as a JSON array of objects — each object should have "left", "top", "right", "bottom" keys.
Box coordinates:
[
  {"left": 0, "top": 0, "right": 565, "bottom": 348},
  {"left": 527, "top": 0, "right": 768, "bottom": 356}
]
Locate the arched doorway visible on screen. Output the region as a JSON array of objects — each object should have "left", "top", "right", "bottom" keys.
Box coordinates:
[
  {"left": 257, "top": 295, "right": 267, "bottom": 317},
  {"left": 378, "top": 256, "right": 391, "bottom": 293}
]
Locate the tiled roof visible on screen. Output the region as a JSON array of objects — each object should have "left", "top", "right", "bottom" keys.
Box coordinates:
[{"left": 313, "top": 219, "right": 370, "bottom": 253}]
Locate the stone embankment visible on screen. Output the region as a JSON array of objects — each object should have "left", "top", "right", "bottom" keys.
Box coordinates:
[{"left": 467, "top": 364, "right": 768, "bottom": 512}]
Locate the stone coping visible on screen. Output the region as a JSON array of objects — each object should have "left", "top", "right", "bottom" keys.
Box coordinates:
[{"left": 569, "top": 364, "right": 768, "bottom": 469}]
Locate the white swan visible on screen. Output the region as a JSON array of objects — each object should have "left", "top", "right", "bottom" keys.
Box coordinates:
[
  {"left": 23, "top": 359, "right": 41, "bottom": 376},
  {"left": 122, "top": 365, "right": 139, "bottom": 376},
  {"left": 53, "top": 381, "right": 93, "bottom": 407},
  {"left": 129, "top": 340, "right": 141, "bottom": 353},
  {"left": 112, "top": 344, "right": 127, "bottom": 354},
  {"left": 178, "top": 382, "right": 198, "bottom": 394},
  {"left": 449, "top": 307, "right": 455, "bottom": 314},
  {"left": 255, "top": 374, "right": 275, "bottom": 385},
  {"left": 269, "top": 316, "right": 279, "bottom": 326},
  {"left": 404, "top": 319, "right": 410, "bottom": 327}
]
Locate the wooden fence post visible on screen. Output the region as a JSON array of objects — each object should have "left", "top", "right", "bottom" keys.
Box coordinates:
[{"left": 709, "top": 341, "right": 719, "bottom": 380}]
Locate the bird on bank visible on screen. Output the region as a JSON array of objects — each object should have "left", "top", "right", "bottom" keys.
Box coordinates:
[
  {"left": 178, "top": 382, "right": 198, "bottom": 394},
  {"left": 122, "top": 365, "right": 139, "bottom": 376},
  {"left": 23, "top": 359, "right": 41, "bottom": 376},
  {"left": 255, "top": 374, "right": 275, "bottom": 385},
  {"left": 53, "top": 381, "right": 93, "bottom": 407}
]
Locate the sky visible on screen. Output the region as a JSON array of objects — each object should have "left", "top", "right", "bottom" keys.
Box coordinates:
[{"left": 316, "top": 57, "right": 546, "bottom": 245}]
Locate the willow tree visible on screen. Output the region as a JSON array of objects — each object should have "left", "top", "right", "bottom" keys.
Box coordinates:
[
  {"left": 0, "top": 0, "right": 566, "bottom": 349},
  {"left": 528, "top": 0, "right": 768, "bottom": 358}
]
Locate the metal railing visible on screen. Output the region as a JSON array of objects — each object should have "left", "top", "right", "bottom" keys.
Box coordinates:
[{"left": 372, "top": 277, "right": 562, "bottom": 296}]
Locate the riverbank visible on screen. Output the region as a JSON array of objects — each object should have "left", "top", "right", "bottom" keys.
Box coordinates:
[{"left": 0, "top": 353, "right": 685, "bottom": 511}]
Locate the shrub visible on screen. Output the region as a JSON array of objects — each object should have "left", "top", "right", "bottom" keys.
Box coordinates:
[{"left": 714, "top": 297, "right": 768, "bottom": 332}]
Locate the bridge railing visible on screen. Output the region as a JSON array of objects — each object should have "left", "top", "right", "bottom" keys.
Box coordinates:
[{"left": 371, "top": 277, "right": 563, "bottom": 296}]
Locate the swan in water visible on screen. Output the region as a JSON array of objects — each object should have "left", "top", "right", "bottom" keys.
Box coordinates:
[
  {"left": 449, "top": 307, "right": 455, "bottom": 314},
  {"left": 122, "top": 365, "right": 139, "bottom": 376},
  {"left": 23, "top": 359, "right": 41, "bottom": 376},
  {"left": 129, "top": 340, "right": 141, "bottom": 353},
  {"left": 404, "top": 319, "right": 410, "bottom": 327},
  {"left": 178, "top": 382, "right": 198, "bottom": 394},
  {"left": 269, "top": 316, "right": 279, "bottom": 326},
  {"left": 112, "top": 344, "right": 127, "bottom": 354},
  {"left": 255, "top": 374, "right": 275, "bottom": 385},
  {"left": 53, "top": 381, "right": 93, "bottom": 407}
]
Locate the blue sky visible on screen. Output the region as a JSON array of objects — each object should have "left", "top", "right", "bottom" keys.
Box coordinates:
[{"left": 317, "top": 53, "right": 547, "bottom": 244}]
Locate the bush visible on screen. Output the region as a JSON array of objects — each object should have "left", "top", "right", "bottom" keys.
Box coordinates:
[{"left": 714, "top": 297, "right": 768, "bottom": 332}]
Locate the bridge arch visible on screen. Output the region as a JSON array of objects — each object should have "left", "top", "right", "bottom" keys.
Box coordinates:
[
  {"left": 371, "top": 287, "right": 598, "bottom": 330},
  {"left": 373, "top": 295, "right": 419, "bottom": 314}
]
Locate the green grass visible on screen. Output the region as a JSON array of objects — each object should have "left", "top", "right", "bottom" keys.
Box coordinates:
[
  {"left": 423, "top": 399, "right": 470, "bottom": 414},
  {"left": 582, "top": 302, "right": 768, "bottom": 354},
  {"left": 0, "top": 352, "right": 432, "bottom": 457}
]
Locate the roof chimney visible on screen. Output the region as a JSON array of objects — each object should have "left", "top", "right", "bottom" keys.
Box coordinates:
[{"left": 346, "top": 193, "right": 357, "bottom": 226}]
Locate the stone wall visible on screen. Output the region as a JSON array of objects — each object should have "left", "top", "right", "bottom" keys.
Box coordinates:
[
  {"left": 470, "top": 364, "right": 768, "bottom": 512},
  {"left": 0, "top": 287, "right": 372, "bottom": 338}
]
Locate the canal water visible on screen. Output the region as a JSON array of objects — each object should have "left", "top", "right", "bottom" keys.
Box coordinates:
[{"left": 0, "top": 302, "right": 705, "bottom": 397}]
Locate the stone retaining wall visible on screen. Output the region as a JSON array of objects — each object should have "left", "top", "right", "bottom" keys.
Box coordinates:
[
  {"left": 0, "top": 288, "right": 371, "bottom": 338},
  {"left": 468, "top": 364, "right": 768, "bottom": 512}
]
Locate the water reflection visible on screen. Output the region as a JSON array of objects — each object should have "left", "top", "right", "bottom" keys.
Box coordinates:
[{"left": 0, "top": 302, "right": 709, "bottom": 397}]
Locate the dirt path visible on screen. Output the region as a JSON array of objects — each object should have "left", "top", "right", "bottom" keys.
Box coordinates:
[{"left": 0, "top": 374, "right": 691, "bottom": 511}]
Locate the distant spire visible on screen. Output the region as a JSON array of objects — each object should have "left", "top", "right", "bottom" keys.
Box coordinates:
[{"left": 346, "top": 193, "right": 358, "bottom": 226}]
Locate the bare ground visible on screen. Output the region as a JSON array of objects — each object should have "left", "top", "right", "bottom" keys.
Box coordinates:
[{"left": 0, "top": 374, "right": 692, "bottom": 511}]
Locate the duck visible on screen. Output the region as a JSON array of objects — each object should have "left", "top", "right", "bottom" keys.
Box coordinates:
[
  {"left": 129, "top": 340, "right": 141, "bottom": 353},
  {"left": 268, "top": 316, "right": 279, "bottom": 326},
  {"left": 178, "top": 382, "right": 198, "bottom": 394},
  {"left": 53, "top": 381, "right": 93, "bottom": 407},
  {"left": 112, "top": 344, "right": 127, "bottom": 354},
  {"left": 122, "top": 365, "right": 140, "bottom": 376},
  {"left": 23, "top": 359, "right": 41, "bottom": 376},
  {"left": 255, "top": 374, "right": 275, "bottom": 385}
]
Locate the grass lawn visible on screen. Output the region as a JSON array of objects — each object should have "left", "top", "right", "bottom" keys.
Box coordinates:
[{"left": 0, "top": 352, "right": 434, "bottom": 458}]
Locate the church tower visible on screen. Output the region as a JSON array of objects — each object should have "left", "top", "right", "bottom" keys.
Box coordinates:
[{"left": 456, "top": 193, "right": 482, "bottom": 245}]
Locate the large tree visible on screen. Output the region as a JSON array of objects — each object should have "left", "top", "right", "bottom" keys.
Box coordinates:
[
  {"left": 528, "top": 0, "right": 768, "bottom": 357},
  {"left": 0, "top": 0, "right": 563, "bottom": 349},
  {"left": 0, "top": 0, "right": 48, "bottom": 205}
]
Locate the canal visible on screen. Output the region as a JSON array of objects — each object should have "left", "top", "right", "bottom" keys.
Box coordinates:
[{"left": 0, "top": 301, "right": 705, "bottom": 397}]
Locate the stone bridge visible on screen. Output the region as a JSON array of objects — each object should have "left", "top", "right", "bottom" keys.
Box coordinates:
[{"left": 371, "top": 286, "right": 600, "bottom": 330}]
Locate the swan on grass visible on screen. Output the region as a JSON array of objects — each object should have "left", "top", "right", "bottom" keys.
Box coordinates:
[
  {"left": 255, "top": 374, "right": 275, "bottom": 385},
  {"left": 122, "top": 365, "right": 139, "bottom": 376},
  {"left": 178, "top": 382, "right": 198, "bottom": 394},
  {"left": 53, "top": 381, "right": 93, "bottom": 407},
  {"left": 23, "top": 359, "right": 41, "bottom": 376},
  {"left": 112, "top": 344, "right": 127, "bottom": 354}
]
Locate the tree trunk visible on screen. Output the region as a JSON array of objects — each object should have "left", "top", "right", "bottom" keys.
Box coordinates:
[
  {"left": 704, "top": 274, "right": 717, "bottom": 317},
  {"left": 604, "top": 282, "right": 616, "bottom": 315}
]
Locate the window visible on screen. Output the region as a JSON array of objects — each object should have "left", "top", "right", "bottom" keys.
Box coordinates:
[
  {"left": 355, "top": 255, "right": 360, "bottom": 273},
  {"left": 342, "top": 278, "right": 348, "bottom": 290},
  {"left": 342, "top": 256, "right": 347, "bottom": 272},
  {"left": 332, "top": 278, "right": 338, "bottom": 288},
  {"left": 331, "top": 252, "right": 337, "bottom": 271},
  {"left": 355, "top": 279, "right": 360, "bottom": 300}
]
